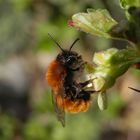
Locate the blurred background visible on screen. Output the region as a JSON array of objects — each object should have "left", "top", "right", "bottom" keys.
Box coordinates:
[{"left": 0, "top": 0, "right": 140, "bottom": 140}]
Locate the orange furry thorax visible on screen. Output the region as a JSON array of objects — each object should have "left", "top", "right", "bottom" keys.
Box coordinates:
[{"left": 46, "top": 60, "right": 66, "bottom": 89}]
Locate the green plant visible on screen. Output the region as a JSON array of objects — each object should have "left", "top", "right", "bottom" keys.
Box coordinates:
[{"left": 69, "top": 0, "right": 140, "bottom": 110}]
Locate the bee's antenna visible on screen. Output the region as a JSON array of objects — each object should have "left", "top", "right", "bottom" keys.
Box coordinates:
[
  {"left": 69, "top": 38, "right": 80, "bottom": 51},
  {"left": 48, "top": 33, "right": 64, "bottom": 52}
]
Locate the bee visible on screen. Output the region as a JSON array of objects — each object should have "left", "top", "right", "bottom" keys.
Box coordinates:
[{"left": 46, "top": 34, "right": 96, "bottom": 126}]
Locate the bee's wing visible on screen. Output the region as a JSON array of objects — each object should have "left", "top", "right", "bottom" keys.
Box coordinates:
[{"left": 51, "top": 89, "right": 65, "bottom": 127}]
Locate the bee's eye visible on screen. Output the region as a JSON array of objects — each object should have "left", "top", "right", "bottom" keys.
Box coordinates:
[{"left": 66, "top": 56, "right": 76, "bottom": 64}]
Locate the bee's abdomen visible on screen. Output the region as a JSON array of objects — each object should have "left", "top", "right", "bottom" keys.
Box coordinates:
[
  {"left": 64, "top": 99, "right": 90, "bottom": 113},
  {"left": 56, "top": 94, "right": 90, "bottom": 113}
]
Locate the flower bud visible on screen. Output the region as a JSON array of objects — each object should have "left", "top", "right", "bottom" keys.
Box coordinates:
[{"left": 98, "top": 92, "right": 107, "bottom": 110}]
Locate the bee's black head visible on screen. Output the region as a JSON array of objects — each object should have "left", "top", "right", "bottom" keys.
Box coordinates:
[
  {"left": 57, "top": 50, "right": 83, "bottom": 69},
  {"left": 48, "top": 33, "right": 83, "bottom": 69}
]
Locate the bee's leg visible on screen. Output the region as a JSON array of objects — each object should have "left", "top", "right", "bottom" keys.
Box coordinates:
[
  {"left": 72, "top": 84, "right": 81, "bottom": 98},
  {"left": 70, "top": 62, "right": 86, "bottom": 71},
  {"left": 85, "top": 90, "right": 97, "bottom": 94},
  {"left": 79, "top": 78, "right": 96, "bottom": 88},
  {"left": 70, "top": 67, "right": 81, "bottom": 71},
  {"left": 65, "top": 86, "right": 75, "bottom": 98},
  {"left": 79, "top": 80, "right": 91, "bottom": 88},
  {"left": 65, "top": 83, "right": 80, "bottom": 99},
  {"left": 71, "top": 82, "right": 93, "bottom": 98},
  {"left": 77, "top": 90, "right": 97, "bottom": 100},
  {"left": 68, "top": 82, "right": 84, "bottom": 99}
]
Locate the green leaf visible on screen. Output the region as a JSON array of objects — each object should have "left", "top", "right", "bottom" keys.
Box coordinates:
[
  {"left": 120, "top": 0, "right": 140, "bottom": 9},
  {"left": 71, "top": 9, "right": 117, "bottom": 38}
]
